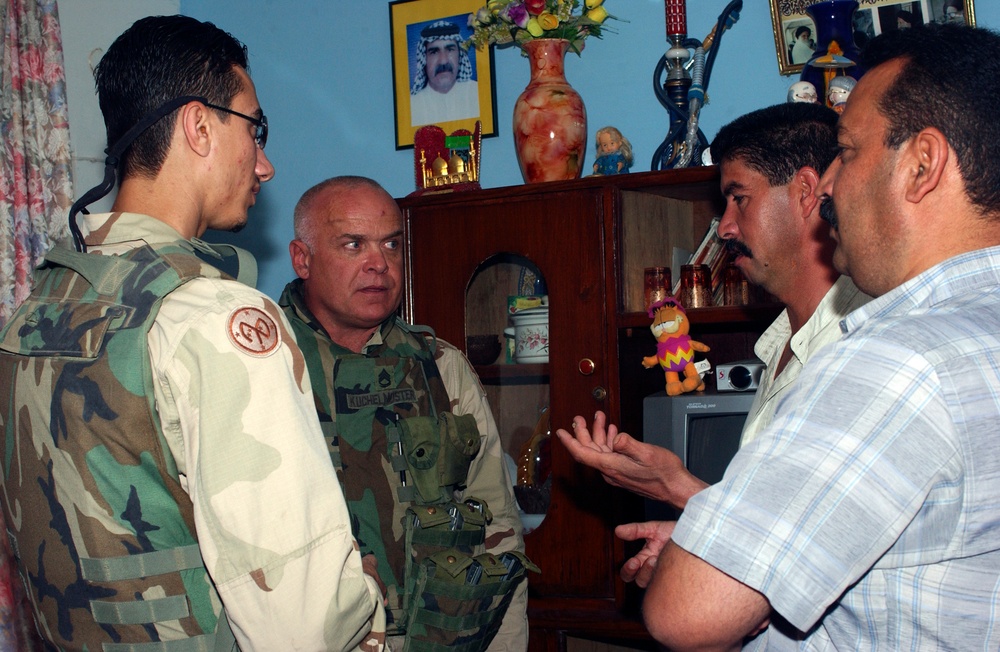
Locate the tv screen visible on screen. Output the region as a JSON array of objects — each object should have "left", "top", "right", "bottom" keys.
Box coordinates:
[{"left": 642, "top": 390, "right": 756, "bottom": 520}]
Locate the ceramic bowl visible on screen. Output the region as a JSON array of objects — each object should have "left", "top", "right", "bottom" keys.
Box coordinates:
[{"left": 466, "top": 334, "right": 502, "bottom": 366}]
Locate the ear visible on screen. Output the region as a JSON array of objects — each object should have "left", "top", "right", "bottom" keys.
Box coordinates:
[
  {"left": 289, "top": 239, "right": 311, "bottom": 279},
  {"left": 179, "top": 101, "right": 213, "bottom": 158},
  {"left": 904, "top": 127, "right": 947, "bottom": 203},
  {"left": 791, "top": 166, "right": 822, "bottom": 221}
]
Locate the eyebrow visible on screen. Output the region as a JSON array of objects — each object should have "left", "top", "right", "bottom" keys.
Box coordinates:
[
  {"left": 836, "top": 122, "right": 856, "bottom": 139},
  {"left": 722, "top": 180, "right": 746, "bottom": 196},
  {"left": 338, "top": 230, "right": 404, "bottom": 241}
]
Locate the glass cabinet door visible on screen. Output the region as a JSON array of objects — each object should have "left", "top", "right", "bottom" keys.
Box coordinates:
[
  {"left": 403, "top": 188, "right": 616, "bottom": 598},
  {"left": 466, "top": 255, "right": 550, "bottom": 532}
]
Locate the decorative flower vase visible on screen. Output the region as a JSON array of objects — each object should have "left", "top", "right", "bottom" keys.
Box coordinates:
[
  {"left": 800, "top": 1, "right": 865, "bottom": 107},
  {"left": 512, "top": 39, "right": 587, "bottom": 184}
]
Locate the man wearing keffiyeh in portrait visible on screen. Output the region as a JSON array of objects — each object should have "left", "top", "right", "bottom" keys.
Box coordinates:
[{"left": 409, "top": 19, "right": 479, "bottom": 127}]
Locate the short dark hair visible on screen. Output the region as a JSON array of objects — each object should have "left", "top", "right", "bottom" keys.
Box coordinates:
[
  {"left": 711, "top": 103, "right": 840, "bottom": 186},
  {"left": 95, "top": 15, "right": 249, "bottom": 180},
  {"left": 862, "top": 24, "right": 1000, "bottom": 215}
]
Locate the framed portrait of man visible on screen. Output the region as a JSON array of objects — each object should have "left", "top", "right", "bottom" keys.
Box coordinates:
[
  {"left": 768, "top": 0, "right": 975, "bottom": 75},
  {"left": 390, "top": 0, "right": 497, "bottom": 149},
  {"left": 861, "top": 0, "right": 974, "bottom": 37}
]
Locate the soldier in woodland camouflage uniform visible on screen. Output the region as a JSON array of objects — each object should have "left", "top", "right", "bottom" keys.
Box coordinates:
[
  {"left": 0, "top": 16, "right": 384, "bottom": 651},
  {"left": 280, "top": 177, "right": 529, "bottom": 651}
]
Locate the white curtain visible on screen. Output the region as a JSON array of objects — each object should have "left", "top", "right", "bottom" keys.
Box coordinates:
[{"left": 0, "top": 0, "right": 73, "bottom": 325}]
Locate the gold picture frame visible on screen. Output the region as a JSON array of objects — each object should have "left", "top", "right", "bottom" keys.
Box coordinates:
[
  {"left": 389, "top": 0, "right": 498, "bottom": 149},
  {"left": 769, "top": 0, "right": 976, "bottom": 75}
]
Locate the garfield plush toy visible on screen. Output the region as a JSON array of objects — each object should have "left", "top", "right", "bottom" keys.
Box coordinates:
[{"left": 642, "top": 298, "right": 710, "bottom": 396}]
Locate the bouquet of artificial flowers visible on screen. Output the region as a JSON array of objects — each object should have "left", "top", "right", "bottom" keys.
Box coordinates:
[{"left": 466, "top": 0, "right": 617, "bottom": 55}]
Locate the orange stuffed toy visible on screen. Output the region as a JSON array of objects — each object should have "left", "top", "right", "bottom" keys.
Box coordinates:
[{"left": 642, "top": 298, "right": 710, "bottom": 396}]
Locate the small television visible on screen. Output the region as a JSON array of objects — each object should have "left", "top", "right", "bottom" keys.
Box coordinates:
[{"left": 642, "top": 390, "right": 756, "bottom": 521}]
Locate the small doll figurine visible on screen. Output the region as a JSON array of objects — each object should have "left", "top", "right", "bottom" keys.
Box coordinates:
[
  {"left": 787, "top": 81, "right": 819, "bottom": 104},
  {"left": 592, "top": 126, "right": 633, "bottom": 176},
  {"left": 642, "top": 298, "right": 711, "bottom": 396},
  {"left": 827, "top": 76, "right": 857, "bottom": 114}
]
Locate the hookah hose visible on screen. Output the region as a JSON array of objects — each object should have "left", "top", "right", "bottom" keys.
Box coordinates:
[
  {"left": 651, "top": 0, "right": 743, "bottom": 170},
  {"left": 676, "top": 46, "right": 706, "bottom": 168}
]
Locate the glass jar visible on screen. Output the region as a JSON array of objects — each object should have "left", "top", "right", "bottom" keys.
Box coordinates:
[
  {"left": 643, "top": 266, "right": 671, "bottom": 312},
  {"left": 723, "top": 263, "right": 750, "bottom": 306},
  {"left": 678, "top": 263, "right": 712, "bottom": 309}
]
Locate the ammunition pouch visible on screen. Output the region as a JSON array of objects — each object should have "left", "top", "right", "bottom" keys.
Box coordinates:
[
  {"left": 318, "top": 327, "right": 536, "bottom": 646},
  {"left": 396, "top": 412, "right": 481, "bottom": 505},
  {"left": 402, "top": 505, "right": 537, "bottom": 652}
]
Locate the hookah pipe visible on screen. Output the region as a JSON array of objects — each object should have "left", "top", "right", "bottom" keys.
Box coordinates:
[{"left": 651, "top": 0, "right": 743, "bottom": 170}]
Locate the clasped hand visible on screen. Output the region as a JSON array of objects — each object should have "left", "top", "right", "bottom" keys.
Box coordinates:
[{"left": 615, "top": 520, "right": 676, "bottom": 588}]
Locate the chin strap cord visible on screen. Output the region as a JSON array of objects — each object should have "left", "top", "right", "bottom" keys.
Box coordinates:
[{"left": 67, "top": 95, "right": 208, "bottom": 252}]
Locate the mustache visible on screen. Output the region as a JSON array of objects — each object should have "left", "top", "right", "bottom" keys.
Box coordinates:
[
  {"left": 724, "top": 238, "right": 753, "bottom": 259},
  {"left": 819, "top": 196, "right": 839, "bottom": 230},
  {"left": 433, "top": 62, "right": 455, "bottom": 76}
]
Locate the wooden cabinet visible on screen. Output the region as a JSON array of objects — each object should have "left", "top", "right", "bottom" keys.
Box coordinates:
[{"left": 398, "top": 168, "right": 779, "bottom": 651}]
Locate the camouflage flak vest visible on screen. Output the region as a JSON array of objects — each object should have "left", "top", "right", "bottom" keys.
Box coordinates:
[
  {"left": 287, "top": 310, "right": 533, "bottom": 652},
  {"left": 0, "top": 245, "right": 235, "bottom": 651}
]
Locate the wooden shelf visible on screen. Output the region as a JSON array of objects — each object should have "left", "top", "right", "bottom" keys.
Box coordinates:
[
  {"left": 473, "top": 363, "right": 550, "bottom": 383},
  {"left": 618, "top": 303, "right": 783, "bottom": 329}
]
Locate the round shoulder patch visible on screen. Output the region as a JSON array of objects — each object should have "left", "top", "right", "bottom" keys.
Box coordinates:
[{"left": 227, "top": 306, "right": 281, "bottom": 357}]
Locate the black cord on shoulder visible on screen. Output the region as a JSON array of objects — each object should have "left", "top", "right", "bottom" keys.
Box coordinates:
[{"left": 67, "top": 95, "right": 207, "bottom": 252}]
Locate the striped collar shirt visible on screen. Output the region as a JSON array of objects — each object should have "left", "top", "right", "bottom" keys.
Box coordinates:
[{"left": 673, "top": 246, "right": 1000, "bottom": 650}]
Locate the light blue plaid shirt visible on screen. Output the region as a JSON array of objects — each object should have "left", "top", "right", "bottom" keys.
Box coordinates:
[{"left": 673, "top": 246, "right": 1000, "bottom": 650}]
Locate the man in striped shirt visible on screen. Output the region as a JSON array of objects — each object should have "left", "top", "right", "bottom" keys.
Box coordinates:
[{"left": 645, "top": 23, "right": 1000, "bottom": 650}]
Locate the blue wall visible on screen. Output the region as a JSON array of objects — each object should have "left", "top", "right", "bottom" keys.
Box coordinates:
[{"left": 179, "top": 0, "right": 1000, "bottom": 300}]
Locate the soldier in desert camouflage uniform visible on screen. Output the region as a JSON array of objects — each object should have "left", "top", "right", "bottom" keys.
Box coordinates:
[
  {"left": 280, "top": 176, "right": 530, "bottom": 651},
  {"left": 0, "top": 16, "right": 384, "bottom": 651}
]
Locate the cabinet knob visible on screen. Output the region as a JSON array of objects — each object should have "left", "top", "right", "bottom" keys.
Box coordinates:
[
  {"left": 578, "top": 358, "right": 596, "bottom": 375},
  {"left": 591, "top": 386, "right": 607, "bottom": 401}
]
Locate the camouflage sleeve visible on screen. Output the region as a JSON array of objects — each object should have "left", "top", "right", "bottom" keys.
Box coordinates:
[
  {"left": 433, "top": 339, "right": 528, "bottom": 652},
  {"left": 148, "top": 277, "right": 385, "bottom": 652}
]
